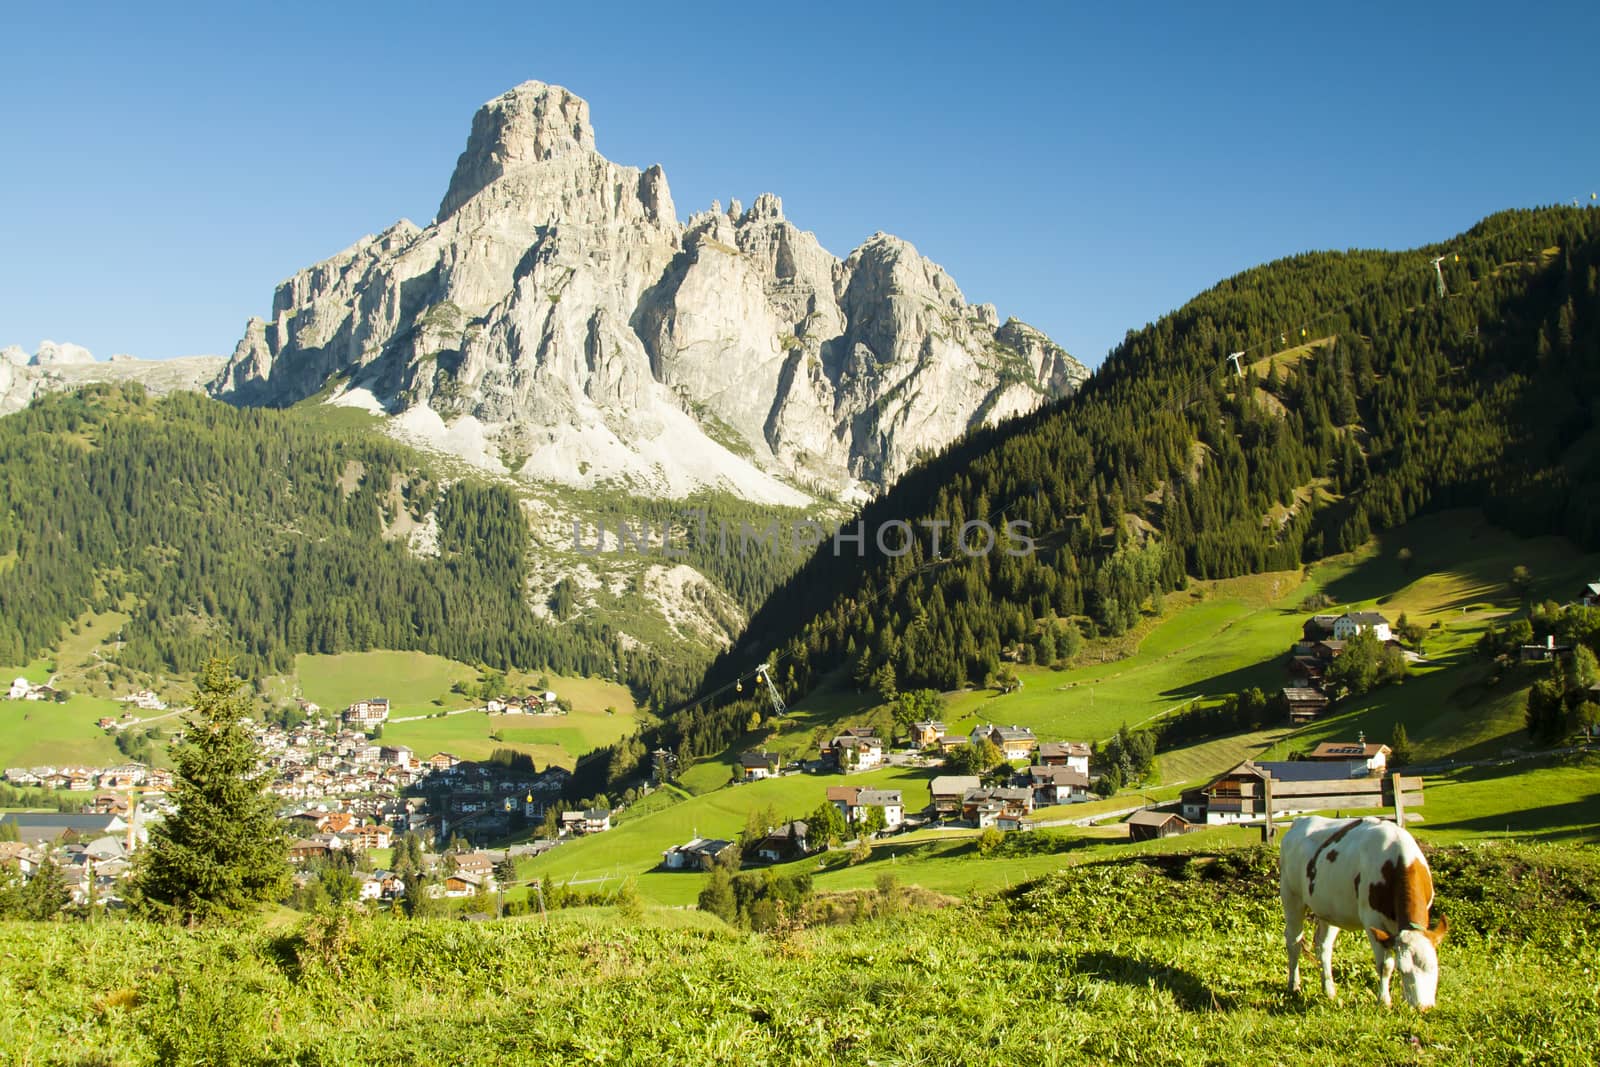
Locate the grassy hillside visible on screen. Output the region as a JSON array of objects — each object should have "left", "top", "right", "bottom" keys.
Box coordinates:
[
  {"left": 532, "top": 509, "right": 1598, "bottom": 905},
  {"left": 1, "top": 641, "right": 645, "bottom": 771},
  {"left": 4, "top": 839, "right": 1595, "bottom": 1065},
  {"left": 738, "top": 508, "right": 1595, "bottom": 758}
]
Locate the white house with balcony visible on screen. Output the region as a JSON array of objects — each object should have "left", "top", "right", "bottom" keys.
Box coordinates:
[{"left": 1332, "top": 611, "right": 1392, "bottom": 642}]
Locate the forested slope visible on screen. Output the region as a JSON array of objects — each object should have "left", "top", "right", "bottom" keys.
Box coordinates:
[
  {"left": 0, "top": 387, "right": 791, "bottom": 707},
  {"left": 660, "top": 205, "right": 1600, "bottom": 760}
]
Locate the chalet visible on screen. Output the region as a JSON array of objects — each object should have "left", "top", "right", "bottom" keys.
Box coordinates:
[
  {"left": 0, "top": 841, "right": 40, "bottom": 876},
  {"left": 1302, "top": 614, "right": 1341, "bottom": 641},
  {"left": 6, "top": 677, "right": 30, "bottom": 700},
  {"left": 288, "top": 837, "right": 337, "bottom": 864},
  {"left": 1022, "top": 765, "right": 1091, "bottom": 806},
  {"left": 1126, "top": 810, "right": 1191, "bottom": 841},
  {"left": 452, "top": 852, "right": 499, "bottom": 878},
  {"left": 321, "top": 812, "right": 356, "bottom": 834},
  {"left": 343, "top": 697, "right": 390, "bottom": 729},
  {"left": 1196, "top": 759, "right": 1371, "bottom": 825},
  {"left": 826, "top": 786, "right": 904, "bottom": 830},
  {"left": 972, "top": 723, "right": 1038, "bottom": 761},
  {"left": 427, "top": 752, "right": 461, "bottom": 772},
  {"left": 88, "top": 793, "right": 130, "bottom": 816},
  {"left": 559, "top": 808, "right": 611, "bottom": 835},
  {"left": 1282, "top": 687, "right": 1331, "bottom": 724},
  {"left": 1520, "top": 635, "right": 1574, "bottom": 662},
  {"left": 379, "top": 745, "right": 413, "bottom": 767},
  {"left": 1311, "top": 639, "right": 1346, "bottom": 661},
  {"left": 962, "top": 786, "right": 1033, "bottom": 827},
  {"left": 1037, "top": 741, "right": 1091, "bottom": 775},
  {"left": 908, "top": 721, "right": 947, "bottom": 748},
  {"left": 936, "top": 734, "right": 968, "bottom": 754},
  {"left": 440, "top": 871, "right": 494, "bottom": 897},
  {"left": 661, "top": 837, "right": 736, "bottom": 871},
  {"left": 651, "top": 748, "right": 679, "bottom": 783},
  {"left": 1333, "top": 612, "right": 1392, "bottom": 642},
  {"left": 754, "top": 820, "right": 810, "bottom": 863},
  {"left": 929, "top": 775, "right": 981, "bottom": 817},
  {"left": 1288, "top": 656, "right": 1326, "bottom": 685},
  {"left": 856, "top": 789, "right": 905, "bottom": 831},
  {"left": 1307, "top": 741, "right": 1392, "bottom": 774},
  {"left": 1582, "top": 582, "right": 1600, "bottom": 607},
  {"left": 738, "top": 750, "right": 781, "bottom": 781},
  {"left": 348, "top": 824, "right": 393, "bottom": 850},
  {"left": 826, "top": 732, "right": 884, "bottom": 771}
]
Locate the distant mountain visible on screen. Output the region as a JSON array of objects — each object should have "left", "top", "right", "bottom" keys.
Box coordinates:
[
  {"left": 211, "top": 81, "right": 1085, "bottom": 503},
  {"left": 0, "top": 340, "right": 221, "bottom": 416}
]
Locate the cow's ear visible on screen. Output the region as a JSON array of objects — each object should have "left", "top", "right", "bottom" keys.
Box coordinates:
[
  {"left": 1426, "top": 914, "right": 1449, "bottom": 947},
  {"left": 1369, "top": 927, "right": 1394, "bottom": 946}
]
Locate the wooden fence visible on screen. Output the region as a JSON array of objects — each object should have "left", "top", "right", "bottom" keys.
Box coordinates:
[{"left": 1258, "top": 772, "right": 1424, "bottom": 841}]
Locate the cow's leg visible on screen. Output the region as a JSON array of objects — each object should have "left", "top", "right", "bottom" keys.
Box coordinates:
[
  {"left": 1366, "top": 929, "right": 1395, "bottom": 1007},
  {"left": 1282, "top": 895, "right": 1305, "bottom": 994},
  {"left": 1315, "top": 920, "right": 1340, "bottom": 1000}
]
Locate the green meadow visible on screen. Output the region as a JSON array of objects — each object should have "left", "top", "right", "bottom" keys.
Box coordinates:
[
  {"left": 6, "top": 836, "right": 1597, "bottom": 1065},
  {"left": 529, "top": 510, "right": 1600, "bottom": 906}
]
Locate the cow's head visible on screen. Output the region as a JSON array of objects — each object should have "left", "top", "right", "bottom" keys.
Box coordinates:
[{"left": 1371, "top": 915, "right": 1448, "bottom": 1010}]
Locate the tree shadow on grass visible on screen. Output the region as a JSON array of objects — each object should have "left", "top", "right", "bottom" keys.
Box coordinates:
[{"left": 1072, "top": 949, "right": 1234, "bottom": 1012}]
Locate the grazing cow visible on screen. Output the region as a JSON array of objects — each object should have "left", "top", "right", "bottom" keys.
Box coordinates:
[{"left": 1279, "top": 816, "right": 1448, "bottom": 1010}]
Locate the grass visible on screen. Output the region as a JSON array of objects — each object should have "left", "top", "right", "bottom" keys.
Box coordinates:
[
  {"left": 1412, "top": 751, "right": 1600, "bottom": 843},
  {"left": 282, "top": 651, "right": 642, "bottom": 766},
  {"left": 289, "top": 651, "right": 481, "bottom": 716},
  {"left": 521, "top": 765, "right": 939, "bottom": 907},
  {"left": 0, "top": 693, "right": 127, "bottom": 768},
  {"left": 3, "top": 840, "right": 1595, "bottom": 1065}
]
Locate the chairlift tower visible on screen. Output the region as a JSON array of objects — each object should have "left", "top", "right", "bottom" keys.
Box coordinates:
[
  {"left": 1227, "top": 351, "right": 1245, "bottom": 378},
  {"left": 755, "top": 663, "right": 786, "bottom": 714},
  {"left": 1430, "top": 255, "right": 1448, "bottom": 298}
]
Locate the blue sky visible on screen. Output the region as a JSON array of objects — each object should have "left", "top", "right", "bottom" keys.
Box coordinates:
[{"left": 3, "top": 2, "right": 1596, "bottom": 366}]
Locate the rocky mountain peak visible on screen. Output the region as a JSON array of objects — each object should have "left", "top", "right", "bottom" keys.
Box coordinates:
[
  {"left": 437, "top": 81, "right": 597, "bottom": 221},
  {"left": 213, "top": 79, "right": 1085, "bottom": 503}
]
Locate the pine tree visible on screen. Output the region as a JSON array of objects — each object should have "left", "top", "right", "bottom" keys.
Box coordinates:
[
  {"left": 131, "top": 657, "right": 288, "bottom": 924},
  {"left": 1388, "top": 723, "right": 1414, "bottom": 767},
  {"left": 697, "top": 865, "right": 737, "bottom": 924},
  {"left": 22, "top": 856, "right": 70, "bottom": 920}
]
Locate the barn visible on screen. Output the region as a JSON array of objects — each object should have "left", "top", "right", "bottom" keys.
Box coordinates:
[{"left": 1126, "top": 809, "right": 1190, "bottom": 841}]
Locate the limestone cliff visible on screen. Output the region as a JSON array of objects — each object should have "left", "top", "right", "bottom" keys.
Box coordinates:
[{"left": 213, "top": 81, "right": 1085, "bottom": 501}]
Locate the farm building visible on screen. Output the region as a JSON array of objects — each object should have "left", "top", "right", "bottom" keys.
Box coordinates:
[
  {"left": 1281, "top": 687, "right": 1330, "bottom": 724},
  {"left": 1125, "top": 810, "right": 1190, "bottom": 841}
]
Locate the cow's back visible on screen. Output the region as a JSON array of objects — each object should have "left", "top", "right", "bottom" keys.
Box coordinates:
[{"left": 1282, "top": 816, "right": 1430, "bottom": 933}]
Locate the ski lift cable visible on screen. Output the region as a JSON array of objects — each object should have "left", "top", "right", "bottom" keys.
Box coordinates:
[{"left": 1164, "top": 191, "right": 1596, "bottom": 416}]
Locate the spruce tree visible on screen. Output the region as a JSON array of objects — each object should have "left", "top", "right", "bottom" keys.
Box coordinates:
[{"left": 132, "top": 657, "right": 288, "bottom": 924}]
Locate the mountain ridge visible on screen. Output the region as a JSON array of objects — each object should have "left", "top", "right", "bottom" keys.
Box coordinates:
[{"left": 211, "top": 80, "right": 1086, "bottom": 502}]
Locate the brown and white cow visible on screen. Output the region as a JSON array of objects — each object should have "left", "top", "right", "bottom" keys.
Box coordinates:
[{"left": 1279, "top": 816, "right": 1448, "bottom": 1010}]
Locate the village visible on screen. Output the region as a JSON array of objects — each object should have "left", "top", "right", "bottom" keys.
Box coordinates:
[
  {"left": 2, "top": 599, "right": 1590, "bottom": 908},
  {"left": 1, "top": 686, "right": 578, "bottom": 910}
]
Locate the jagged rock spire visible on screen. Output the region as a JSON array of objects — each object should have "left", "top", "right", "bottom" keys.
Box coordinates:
[{"left": 437, "top": 81, "right": 597, "bottom": 221}]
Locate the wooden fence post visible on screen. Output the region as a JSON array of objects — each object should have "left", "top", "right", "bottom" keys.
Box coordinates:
[
  {"left": 1391, "top": 772, "right": 1406, "bottom": 825},
  {"left": 1261, "top": 773, "right": 1275, "bottom": 843}
]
